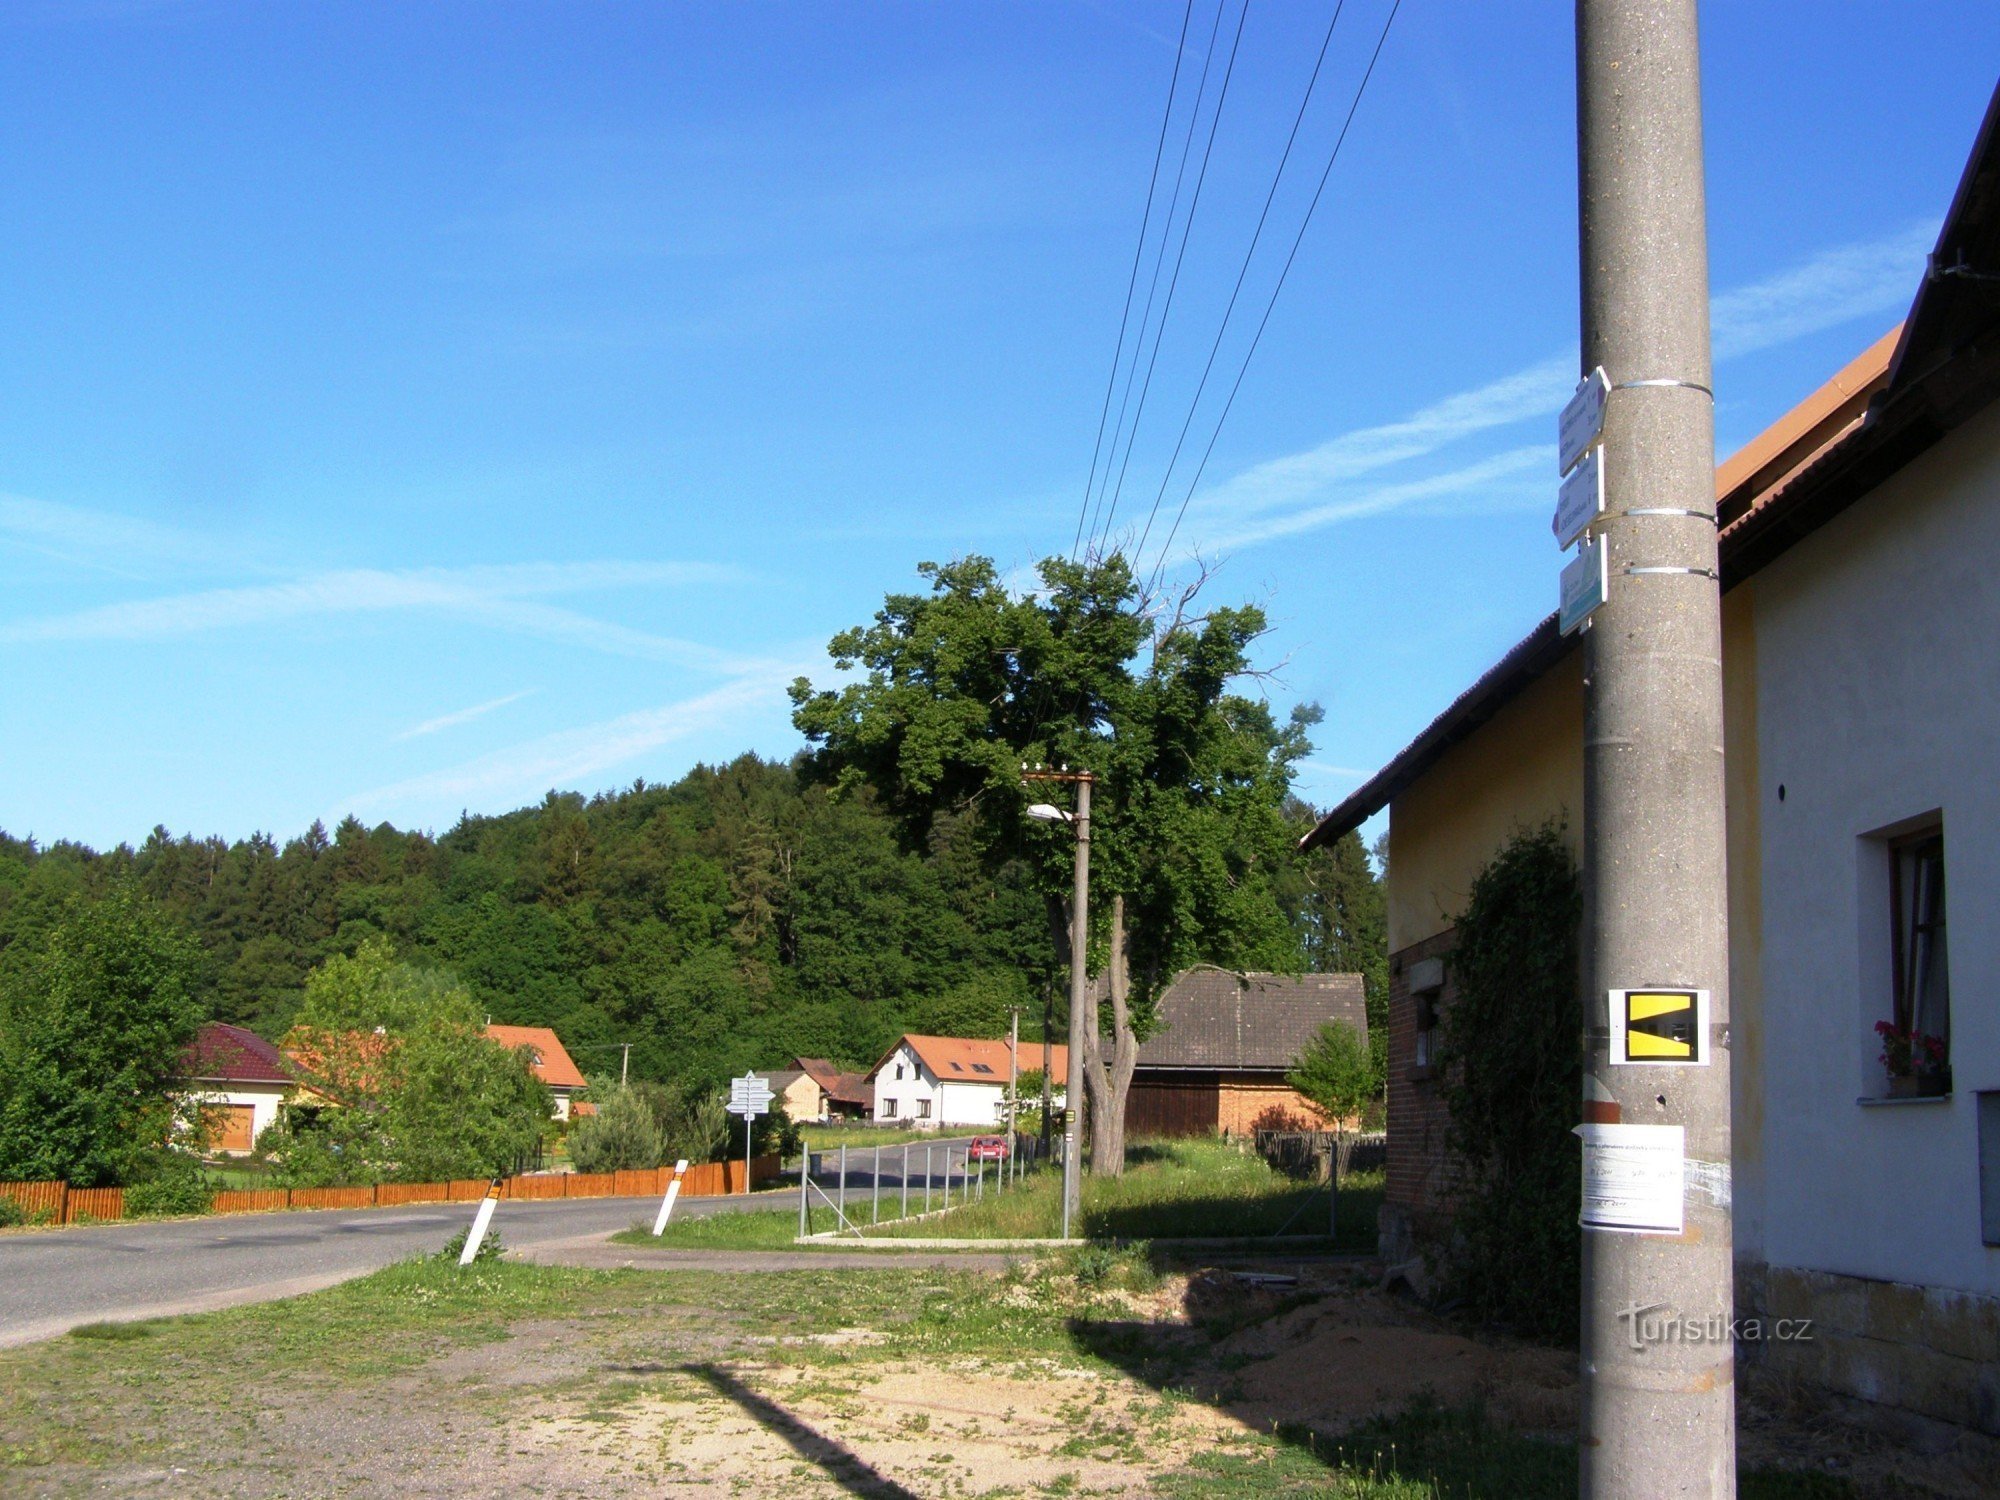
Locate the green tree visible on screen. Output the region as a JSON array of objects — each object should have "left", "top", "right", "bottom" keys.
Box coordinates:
[
  {"left": 259, "top": 941, "right": 550, "bottom": 1185},
  {"left": 568, "top": 1084, "right": 666, "bottom": 1173},
  {"left": 791, "top": 553, "right": 1311, "bottom": 1174},
  {"left": 0, "top": 887, "right": 204, "bottom": 1186},
  {"left": 1287, "top": 1020, "right": 1374, "bottom": 1133},
  {"left": 1279, "top": 818, "right": 1389, "bottom": 1081}
]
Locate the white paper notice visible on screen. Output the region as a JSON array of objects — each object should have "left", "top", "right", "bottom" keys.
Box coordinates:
[{"left": 1577, "top": 1123, "right": 1684, "bottom": 1234}]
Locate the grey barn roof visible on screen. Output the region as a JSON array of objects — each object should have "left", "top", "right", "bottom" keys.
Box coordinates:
[{"left": 1136, "top": 970, "right": 1366, "bottom": 1072}]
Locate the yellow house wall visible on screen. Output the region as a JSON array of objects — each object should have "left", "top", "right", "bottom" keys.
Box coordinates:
[{"left": 1385, "top": 650, "right": 1586, "bottom": 953}]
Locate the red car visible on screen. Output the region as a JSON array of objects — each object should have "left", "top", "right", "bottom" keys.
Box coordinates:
[{"left": 967, "top": 1136, "right": 1010, "bottom": 1162}]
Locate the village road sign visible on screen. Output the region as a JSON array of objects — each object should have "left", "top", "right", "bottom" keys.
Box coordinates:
[
  {"left": 1609, "top": 988, "right": 1711, "bottom": 1066},
  {"left": 1559, "top": 366, "right": 1610, "bottom": 474},
  {"left": 726, "top": 1073, "right": 774, "bottom": 1119},
  {"left": 1558, "top": 535, "right": 1608, "bottom": 635},
  {"left": 1553, "top": 445, "right": 1605, "bottom": 549}
]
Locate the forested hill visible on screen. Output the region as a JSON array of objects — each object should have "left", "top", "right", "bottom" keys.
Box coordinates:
[{"left": 0, "top": 753, "right": 1384, "bottom": 1090}]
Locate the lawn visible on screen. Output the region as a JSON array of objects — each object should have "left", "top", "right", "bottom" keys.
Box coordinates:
[
  {"left": 868, "top": 1136, "right": 1381, "bottom": 1249},
  {"left": 608, "top": 1136, "right": 1377, "bottom": 1252},
  {"left": 0, "top": 1240, "right": 1891, "bottom": 1498},
  {"left": 796, "top": 1122, "right": 958, "bottom": 1150}
]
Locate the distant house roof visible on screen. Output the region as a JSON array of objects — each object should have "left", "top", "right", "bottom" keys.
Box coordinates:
[
  {"left": 1303, "top": 80, "right": 2000, "bottom": 851},
  {"left": 758, "top": 1068, "right": 812, "bottom": 1094},
  {"left": 829, "top": 1072, "right": 872, "bottom": 1106},
  {"left": 1136, "top": 970, "right": 1366, "bottom": 1073},
  {"left": 794, "top": 1057, "right": 842, "bottom": 1091},
  {"left": 869, "top": 1034, "right": 1070, "bottom": 1087},
  {"left": 483, "top": 1025, "right": 587, "bottom": 1091},
  {"left": 181, "top": 1022, "right": 294, "bottom": 1087},
  {"left": 790, "top": 1058, "right": 872, "bottom": 1105}
]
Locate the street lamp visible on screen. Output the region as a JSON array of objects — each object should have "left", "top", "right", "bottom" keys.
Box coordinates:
[{"left": 1025, "top": 778, "right": 1091, "bottom": 1240}]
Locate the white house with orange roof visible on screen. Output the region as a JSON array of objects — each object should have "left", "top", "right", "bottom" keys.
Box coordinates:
[
  {"left": 867, "top": 1034, "right": 1068, "bottom": 1128},
  {"left": 484, "top": 1024, "right": 589, "bottom": 1120}
]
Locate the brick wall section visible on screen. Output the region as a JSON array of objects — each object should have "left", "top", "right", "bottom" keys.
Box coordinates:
[
  {"left": 1384, "top": 928, "right": 1470, "bottom": 1257},
  {"left": 1216, "top": 1078, "right": 1324, "bottom": 1136}
]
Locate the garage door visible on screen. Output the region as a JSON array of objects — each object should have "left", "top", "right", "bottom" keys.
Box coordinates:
[{"left": 213, "top": 1105, "right": 256, "bottom": 1153}]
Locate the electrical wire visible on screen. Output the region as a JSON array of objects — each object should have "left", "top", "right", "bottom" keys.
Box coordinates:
[
  {"left": 1083, "top": 0, "right": 1237, "bottom": 562},
  {"left": 1089, "top": 0, "right": 1254, "bottom": 557},
  {"left": 1069, "top": 0, "right": 1199, "bottom": 563},
  {"left": 1144, "top": 0, "right": 1404, "bottom": 597},
  {"left": 1129, "top": 0, "right": 1352, "bottom": 571}
]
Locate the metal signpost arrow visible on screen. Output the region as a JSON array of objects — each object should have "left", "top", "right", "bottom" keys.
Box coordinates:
[{"left": 726, "top": 1073, "right": 774, "bottom": 1195}]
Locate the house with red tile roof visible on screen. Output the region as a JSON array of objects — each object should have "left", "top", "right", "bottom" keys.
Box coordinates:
[
  {"left": 483, "top": 1025, "right": 588, "bottom": 1120},
  {"left": 866, "top": 1034, "right": 1069, "bottom": 1129},
  {"left": 177, "top": 1022, "right": 296, "bottom": 1154}
]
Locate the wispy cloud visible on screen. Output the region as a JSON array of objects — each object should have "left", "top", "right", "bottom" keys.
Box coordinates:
[
  {"left": 0, "top": 493, "right": 256, "bottom": 580},
  {"left": 1711, "top": 219, "right": 1934, "bottom": 361},
  {"left": 345, "top": 669, "right": 802, "bottom": 819},
  {"left": 0, "top": 560, "right": 766, "bottom": 671},
  {"left": 394, "top": 690, "right": 538, "bottom": 741},
  {"left": 1160, "top": 221, "right": 1934, "bottom": 564}
]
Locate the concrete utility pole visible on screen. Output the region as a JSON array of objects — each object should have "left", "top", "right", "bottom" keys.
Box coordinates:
[
  {"left": 1023, "top": 768, "right": 1093, "bottom": 1240},
  {"left": 1575, "top": 3, "right": 1735, "bottom": 1496}
]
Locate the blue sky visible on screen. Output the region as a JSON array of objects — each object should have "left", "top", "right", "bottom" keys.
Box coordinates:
[{"left": 2, "top": 2, "right": 1994, "bottom": 851}]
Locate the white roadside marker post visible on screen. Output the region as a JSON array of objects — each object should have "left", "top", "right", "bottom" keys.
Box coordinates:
[
  {"left": 459, "top": 1178, "right": 502, "bottom": 1266},
  {"left": 901, "top": 1144, "right": 910, "bottom": 1219},
  {"left": 651, "top": 1159, "right": 691, "bottom": 1236}
]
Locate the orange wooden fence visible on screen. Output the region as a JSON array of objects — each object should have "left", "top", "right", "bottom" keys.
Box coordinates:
[{"left": 1, "top": 1154, "right": 781, "bottom": 1226}]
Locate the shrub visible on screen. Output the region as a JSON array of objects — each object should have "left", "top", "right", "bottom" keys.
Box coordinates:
[
  {"left": 567, "top": 1085, "right": 664, "bottom": 1173},
  {"left": 1435, "top": 823, "right": 1582, "bottom": 1341},
  {"left": 0, "top": 1196, "right": 23, "bottom": 1228},
  {"left": 124, "top": 1151, "right": 215, "bottom": 1218}
]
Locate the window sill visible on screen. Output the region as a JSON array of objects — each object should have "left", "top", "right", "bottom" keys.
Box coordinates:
[
  {"left": 1856, "top": 1093, "right": 1952, "bottom": 1107},
  {"left": 1407, "top": 1065, "right": 1437, "bottom": 1084}
]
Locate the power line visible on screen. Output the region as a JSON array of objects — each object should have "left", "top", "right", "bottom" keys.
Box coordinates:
[
  {"left": 1144, "top": 0, "right": 1403, "bottom": 596},
  {"left": 1084, "top": 0, "right": 1238, "bottom": 561},
  {"left": 1090, "top": 0, "right": 1254, "bottom": 557},
  {"left": 1069, "top": 0, "right": 1199, "bottom": 563},
  {"left": 1129, "top": 0, "right": 1353, "bottom": 571}
]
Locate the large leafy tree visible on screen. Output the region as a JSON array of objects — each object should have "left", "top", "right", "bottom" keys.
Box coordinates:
[
  {"left": 0, "top": 887, "right": 204, "bottom": 1186},
  {"left": 790, "top": 553, "right": 1312, "bottom": 1173},
  {"left": 260, "top": 939, "right": 551, "bottom": 1185}
]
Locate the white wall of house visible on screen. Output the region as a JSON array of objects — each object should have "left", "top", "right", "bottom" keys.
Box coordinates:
[
  {"left": 185, "top": 1084, "right": 289, "bottom": 1152},
  {"left": 873, "top": 1043, "right": 938, "bottom": 1123},
  {"left": 872, "top": 1044, "right": 1044, "bottom": 1127},
  {"left": 1749, "top": 400, "right": 1999, "bottom": 1298}
]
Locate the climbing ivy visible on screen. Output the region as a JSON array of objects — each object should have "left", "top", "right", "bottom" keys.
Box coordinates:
[{"left": 1436, "top": 823, "right": 1582, "bottom": 1341}]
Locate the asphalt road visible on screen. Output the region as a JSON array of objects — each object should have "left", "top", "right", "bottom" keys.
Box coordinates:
[
  {"left": 0, "top": 1188, "right": 773, "bottom": 1349},
  {"left": 0, "top": 1134, "right": 1033, "bottom": 1348}
]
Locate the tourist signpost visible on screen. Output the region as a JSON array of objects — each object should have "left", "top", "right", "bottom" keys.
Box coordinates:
[{"left": 726, "top": 1073, "right": 774, "bottom": 1195}]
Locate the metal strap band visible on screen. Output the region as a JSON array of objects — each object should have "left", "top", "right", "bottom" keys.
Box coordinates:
[
  {"left": 1624, "top": 507, "right": 1717, "bottom": 522},
  {"left": 1623, "top": 565, "right": 1719, "bottom": 580},
  {"left": 1612, "top": 377, "right": 1714, "bottom": 399}
]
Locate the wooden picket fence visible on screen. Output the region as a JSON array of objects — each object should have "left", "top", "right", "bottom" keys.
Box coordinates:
[{"left": 1, "top": 1155, "right": 778, "bottom": 1226}]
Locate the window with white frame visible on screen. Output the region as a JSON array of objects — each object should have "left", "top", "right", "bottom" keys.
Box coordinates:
[
  {"left": 917, "top": 1099, "right": 931, "bottom": 1119},
  {"left": 881, "top": 1098, "right": 896, "bottom": 1119}
]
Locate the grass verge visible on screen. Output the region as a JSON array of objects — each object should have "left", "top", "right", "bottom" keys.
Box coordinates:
[
  {"left": 0, "top": 1248, "right": 1866, "bottom": 1498},
  {"left": 865, "top": 1136, "right": 1381, "bottom": 1249}
]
